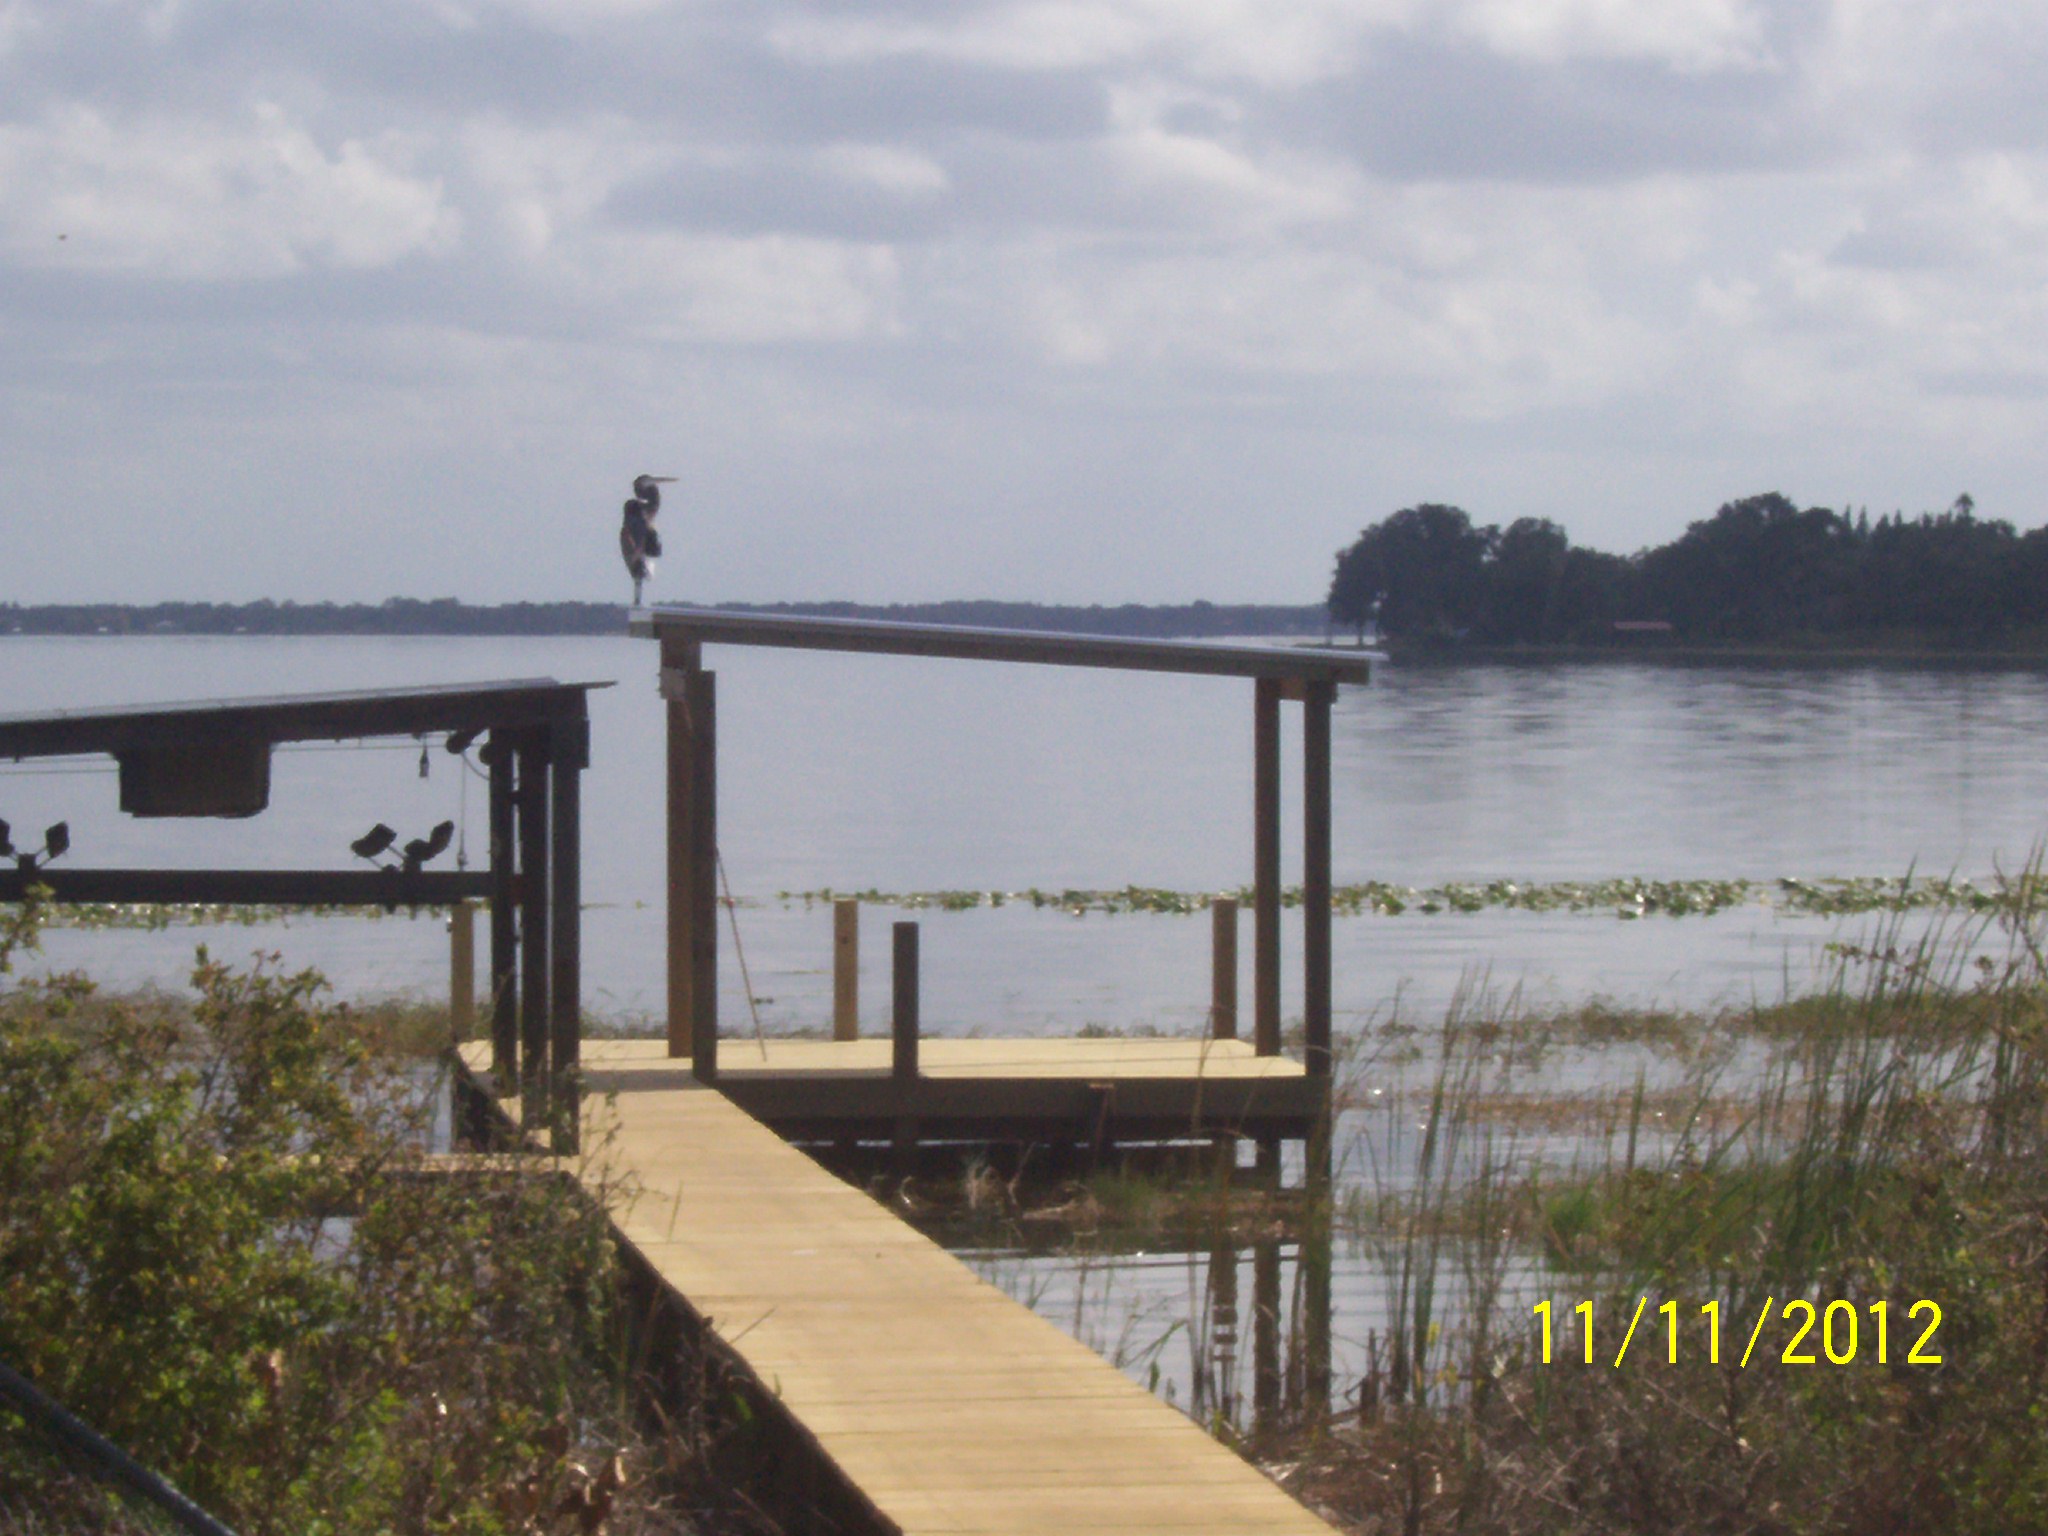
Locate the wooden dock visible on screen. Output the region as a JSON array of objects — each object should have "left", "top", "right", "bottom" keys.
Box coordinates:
[
  {"left": 457, "top": 1039, "right": 1340, "bottom": 1535},
  {"left": 570, "top": 1035, "right": 1320, "bottom": 1149}
]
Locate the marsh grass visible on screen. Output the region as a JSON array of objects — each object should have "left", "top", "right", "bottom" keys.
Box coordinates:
[{"left": 1281, "top": 879, "right": 2048, "bottom": 1535}]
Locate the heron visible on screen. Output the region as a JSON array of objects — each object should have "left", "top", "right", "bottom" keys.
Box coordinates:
[{"left": 620, "top": 474, "right": 676, "bottom": 606}]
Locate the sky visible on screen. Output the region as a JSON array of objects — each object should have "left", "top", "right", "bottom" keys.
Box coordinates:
[{"left": 3, "top": 0, "right": 2046, "bottom": 605}]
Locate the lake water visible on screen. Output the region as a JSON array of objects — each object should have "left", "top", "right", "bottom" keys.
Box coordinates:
[
  {"left": 5, "top": 635, "right": 2045, "bottom": 1034},
  {"left": 8, "top": 633, "right": 2045, "bottom": 1412}
]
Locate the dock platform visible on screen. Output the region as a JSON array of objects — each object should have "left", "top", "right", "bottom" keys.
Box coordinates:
[
  {"left": 571, "top": 1035, "right": 1320, "bottom": 1148},
  {"left": 456, "top": 1039, "right": 1340, "bottom": 1535}
]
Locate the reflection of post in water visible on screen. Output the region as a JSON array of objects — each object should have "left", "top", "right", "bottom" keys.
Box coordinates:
[
  {"left": 1201, "top": 1239, "right": 1240, "bottom": 1425},
  {"left": 1252, "top": 1239, "right": 1281, "bottom": 1435},
  {"left": 1302, "top": 1212, "right": 1333, "bottom": 1412},
  {"left": 1248, "top": 1227, "right": 1332, "bottom": 1436}
]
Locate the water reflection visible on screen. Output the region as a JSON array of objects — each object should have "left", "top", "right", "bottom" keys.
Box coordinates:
[{"left": 958, "top": 1230, "right": 1336, "bottom": 1433}]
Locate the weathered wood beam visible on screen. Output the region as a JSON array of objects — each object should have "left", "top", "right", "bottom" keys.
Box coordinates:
[
  {"left": 629, "top": 606, "right": 1375, "bottom": 684},
  {"left": 0, "top": 868, "right": 491, "bottom": 905}
]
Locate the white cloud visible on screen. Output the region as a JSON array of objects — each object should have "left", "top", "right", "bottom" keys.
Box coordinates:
[
  {"left": 417, "top": 0, "right": 682, "bottom": 29},
  {"left": 1453, "top": 0, "right": 1771, "bottom": 72},
  {"left": 0, "top": 104, "right": 458, "bottom": 278},
  {"left": 573, "top": 231, "right": 904, "bottom": 343},
  {"left": 817, "top": 142, "right": 951, "bottom": 198},
  {"left": 983, "top": 175, "right": 1681, "bottom": 422},
  {"left": 451, "top": 120, "right": 909, "bottom": 340},
  {"left": 0, "top": 0, "right": 41, "bottom": 57},
  {"left": 1101, "top": 83, "right": 1356, "bottom": 231},
  {"left": 769, "top": 0, "right": 1778, "bottom": 85},
  {"left": 770, "top": 0, "right": 1410, "bottom": 87},
  {"left": 459, "top": 115, "right": 667, "bottom": 255}
]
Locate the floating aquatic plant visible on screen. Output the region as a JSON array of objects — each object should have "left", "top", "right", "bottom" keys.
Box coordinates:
[{"left": 777, "top": 872, "right": 2048, "bottom": 922}]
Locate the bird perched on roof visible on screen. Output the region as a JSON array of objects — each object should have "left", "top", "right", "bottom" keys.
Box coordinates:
[{"left": 620, "top": 474, "right": 676, "bottom": 606}]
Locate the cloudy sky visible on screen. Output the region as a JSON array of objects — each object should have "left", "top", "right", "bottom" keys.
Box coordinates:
[{"left": 3, "top": 0, "right": 2045, "bottom": 605}]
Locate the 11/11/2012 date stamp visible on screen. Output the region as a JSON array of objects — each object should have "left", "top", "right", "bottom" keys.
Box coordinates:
[{"left": 1534, "top": 1298, "right": 1944, "bottom": 1367}]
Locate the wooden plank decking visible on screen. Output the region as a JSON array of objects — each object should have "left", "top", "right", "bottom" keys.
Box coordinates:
[
  {"left": 456, "top": 1039, "right": 1339, "bottom": 1535},
  {"left": 567, "top": 1036, "right": 1323, "bottom": 1146}
]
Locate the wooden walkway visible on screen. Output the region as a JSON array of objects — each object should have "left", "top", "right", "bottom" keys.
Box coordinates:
[{"left": 457, "top": 1040, "right": 1339, "bottom": 1535}]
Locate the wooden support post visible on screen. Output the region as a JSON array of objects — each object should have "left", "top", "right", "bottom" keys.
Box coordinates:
[
  {"left": 892, "top": 920, "right": 919, "bottom": 1171},
  {"left": 516, "top": 730, "right": 551, "bottom": 1133},
  {"left": 892, "top": 921, "right": 919, "bottom": 1081},
  {"left": 663, "top": 636, "right": 698, "bottom": 1059},
  {"left": 689, "top": 669, "right": 718, "bottom": 1083},
  {"left": 449, "top": 899, "right": 476, "bottom": 1043},
  {"left": 487, "top": 736, "right": 517, "bottom": 1095},
  {"left": 1304, "top": 678, "right": 1335, "bottom": 1189},
  {"left": 1252, "top": 678, "right": 1281, "bottom": 1058},
  {"left": 1303, "top": 678, "right": 1334, "bottom": 1079},
  {"left": 1210, "top": 896, "right": 1238, "bottom": 1040},
  {"left": 833, "top": 898, "right": 859, "bottom": 1041},
  {"left": 549, "top": 716, "right": 584, "bottom": 1155}
]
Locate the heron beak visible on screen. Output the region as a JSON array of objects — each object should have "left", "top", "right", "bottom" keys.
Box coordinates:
[{"left": 650, "top": 475, "right": 677, "bottom": 483}]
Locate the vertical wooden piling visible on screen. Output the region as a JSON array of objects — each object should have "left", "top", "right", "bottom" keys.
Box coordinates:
[
  {"left": 1303, "top": 678, "right": 1335, "bottom": 1189},
  {"left": 892, "top": 921, "right": 919, "bottom": 1170},
  {"left": 449, "top": 899, "right": 476, "bottom": 1043},
  {"left": 689, "top": 670, "right": 718, "bottom": 1083},
  {"left": 833, "top": 898, "right": 859, "bottom": 1041},
  {"left": 487, "top": 738, "right": 517, "bottom": 1094},
  {"left": 892, "top": 922, "right": 919, "bottom": 1081},
  {"left": 663, "top": 637, "right": 698, "bottom": 1059},
  {"left": 1252, "top": 678, "right": 1281, "bottom": 1058},
  {"left": 516, "top": 730, "right": 551, "bottom": 1131},
  {"left": 1253, "top": 679, "right": 1283, "bottom": 1179},
  {"left": 1303, "top": 678, "right": 1333, "bottom": 1080},
  {"left": 549, "top": 717, "right": 584, "bottom": 1155},
  {"left": 662, "top": 641, "right": 719, "bottom": 1083},
  {"left": 1209, "top": 896, "right": 1238, "bottom": 1040}
]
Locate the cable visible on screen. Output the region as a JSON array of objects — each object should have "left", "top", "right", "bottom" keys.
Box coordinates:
[{"left": 716, "top": 848, "right": 768, "bottom": 1061}]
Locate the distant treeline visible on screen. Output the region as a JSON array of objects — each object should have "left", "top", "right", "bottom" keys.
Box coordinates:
[
  {"left": 0, "top": 597, "right": 1326, "bottom": 640},
  {"left": 1329, "top": 494, "right": 2048, "bottom": 650}
]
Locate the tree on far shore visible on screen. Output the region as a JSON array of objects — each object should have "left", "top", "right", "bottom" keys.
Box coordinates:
[{"left": 1329, "top": 492, "right": 2047, "bottom": 649}]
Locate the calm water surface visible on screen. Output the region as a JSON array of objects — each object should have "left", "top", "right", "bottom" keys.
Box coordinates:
[
  {"left": 8, "top": 634, "right": 2044, "bottom": 1410},
  {"left": 4, "top": 636, "right": 2045, "bottom": 1030}
]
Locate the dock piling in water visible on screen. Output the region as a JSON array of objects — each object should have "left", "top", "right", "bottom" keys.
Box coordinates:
[
  {"left": 834, "top": 898, "right": 860, "bottom": 1040},
  {"left": 1210, "top": 896, "right": 1238, "bottom": 1040}
]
